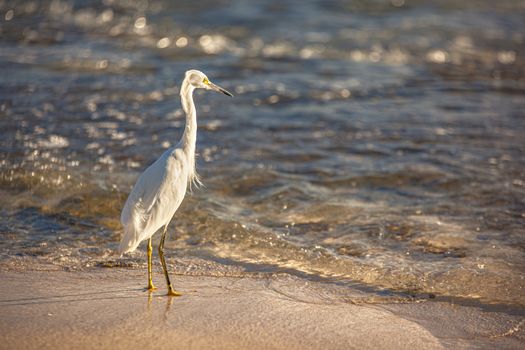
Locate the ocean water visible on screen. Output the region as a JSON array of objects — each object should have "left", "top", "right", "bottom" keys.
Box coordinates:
[{"left": 0, "top": 0, "right": 524, "bottom": 307}]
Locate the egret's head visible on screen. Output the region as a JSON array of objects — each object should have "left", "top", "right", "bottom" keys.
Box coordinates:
[{"left": 185, "top": 69, "right": 233, "bottom": 97}]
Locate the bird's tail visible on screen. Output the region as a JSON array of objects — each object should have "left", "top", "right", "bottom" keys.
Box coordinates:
[{"left": 117, "top": 223, "right": 142, "bottom": 255}]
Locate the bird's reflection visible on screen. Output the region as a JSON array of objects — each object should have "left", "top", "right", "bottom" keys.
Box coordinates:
[
  {"left": 147, "top": 291, "right": 154, "bottom": 311},
  {"left": 145, "top": 291, "right": 176, "bottom": 322},
  {"left": 165, "top": 295, "right": 174, "bottom": 320}
]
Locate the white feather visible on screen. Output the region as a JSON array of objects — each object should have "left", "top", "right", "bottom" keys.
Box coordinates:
[{"left": 118, "top": 148, "right": 189, "bottom": 254}]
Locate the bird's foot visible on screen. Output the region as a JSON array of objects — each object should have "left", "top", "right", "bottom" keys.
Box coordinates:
[
  {"left": 167, "top": 287, "right": 182, "bottom": 297},
  {"left": 147, "top": 282, "right": 157, "bottom": 291}
]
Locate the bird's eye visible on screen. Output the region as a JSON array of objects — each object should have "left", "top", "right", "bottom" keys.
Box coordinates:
[{"left": 203, "top": 78, "right": 209, "bottom": 85}]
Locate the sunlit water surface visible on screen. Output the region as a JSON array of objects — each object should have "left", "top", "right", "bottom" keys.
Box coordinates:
[{"left": 1, "top": 0, "right": 524, "bottom": 307}]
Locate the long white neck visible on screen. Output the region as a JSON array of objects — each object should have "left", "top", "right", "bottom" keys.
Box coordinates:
[{"left": 179, "top": 77, "right": 199, "bottom": 185}]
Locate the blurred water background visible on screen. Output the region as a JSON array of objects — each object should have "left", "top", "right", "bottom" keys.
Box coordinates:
[{"left": 0, "top": 0, "right": 524, "bottom": 308}]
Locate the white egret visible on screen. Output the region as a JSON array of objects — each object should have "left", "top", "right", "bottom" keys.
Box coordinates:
[{"left": 118, "top": 69, "right": 232, "bottom": 296}]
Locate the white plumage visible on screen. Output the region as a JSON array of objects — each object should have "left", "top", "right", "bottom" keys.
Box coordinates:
[
  {"left": 118, "top": 69, "right": 232, "bottom": 295},
  {"left": 118, "top": 146, "right": 189, "bottom": 254}
]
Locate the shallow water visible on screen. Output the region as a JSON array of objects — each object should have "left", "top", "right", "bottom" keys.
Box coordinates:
[{"left": 0, "top": 0, "right": 524, "bottom": 307}]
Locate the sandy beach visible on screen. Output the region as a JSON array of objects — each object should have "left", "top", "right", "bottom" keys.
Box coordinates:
[{"left": 0, "top": 269, "right": 522, "bottom": 349}]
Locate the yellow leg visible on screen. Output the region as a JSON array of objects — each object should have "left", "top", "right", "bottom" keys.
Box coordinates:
[
  {"left": 147, "top": 238, "right": 157, "bottom": 291},
  {"left": 158, "top": 225, "right": 182, "bottom": 297}
]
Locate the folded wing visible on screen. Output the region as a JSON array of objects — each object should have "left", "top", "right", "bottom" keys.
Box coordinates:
[{"left": 118, "top": 149, "right": 187, "bottom": 254}]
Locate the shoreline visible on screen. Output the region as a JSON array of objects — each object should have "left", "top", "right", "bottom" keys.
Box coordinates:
[{"left": 0, "top": 269, "right": 523, "bottom": 349}]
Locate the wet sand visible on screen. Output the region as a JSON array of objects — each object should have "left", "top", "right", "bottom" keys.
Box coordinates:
[{"left": 0, "top": 269, "right": 523, "bottom": 349}]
